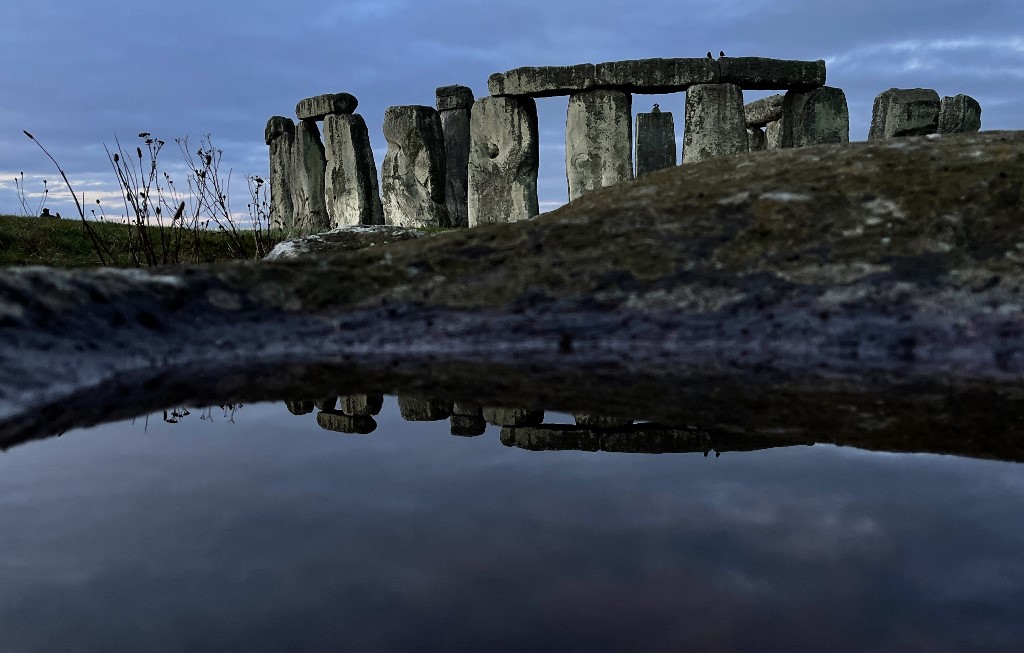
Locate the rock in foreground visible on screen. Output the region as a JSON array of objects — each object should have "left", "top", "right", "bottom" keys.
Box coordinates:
[{"left": 2, "top": 132, "right": 1023, "bottom": 458}]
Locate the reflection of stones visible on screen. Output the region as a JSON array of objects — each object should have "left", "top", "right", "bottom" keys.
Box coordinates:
[
  {"left": 450, "top": 415, "right": 487, "bottom": 437},
  {"left": 286, "top": 400, "right": 315, "bottom": 416},
  {"left": 482, "top": 407, "right": 544, "bottom": 427},
  {"left": 397, "top": 396, "right": 452, "bottom": 421},
  {"left": 573, "top": 413, "right": 633, "bottom": 428},
  {"left": 340, "top": 394, "right": 383, "bottom": 416},
  {"left": 316, "top": 409, "right": 377, "bottom": 434},
  {"left": 314, "top": 397, "right": 336, "bottom": 410},
  {"left": 501, "top": 424, "right": 804, "bottom": 455}
]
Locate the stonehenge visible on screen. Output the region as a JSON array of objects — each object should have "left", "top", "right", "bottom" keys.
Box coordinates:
[
  {"left": 939, "top": 94, "right": 982, "bottom": 134},
  {"left": 566, "top": 89, "right": 633, "bottom": 200},
  {"left": 683, "top": 83, "right": 748, "bottom": 163},
  {"left": 869, "top": 88, "right": 981, "bottom": 140},
  {"left": 323, "top": 113, "right": 384, "bottom": 227},
  {"left": 265, "top": 92, "right": 380, "bottom": 234},
  {"left": 467, "top": 95, "right": 539, "bottom": 226},
  {"left": 436, "top": 85, "right": 474, "bottom": 227},
  {"left": 266, "top": 55, "right": 984, "bottom": 237},
  {"left": 636, "top": 106, "right": 677, "bottom": 175},
  {"left": 779, "top": 86, "right": 850, "bottom": 148},
  {"left": 380, "top": 105, "right": 450, "bottom": 228}
]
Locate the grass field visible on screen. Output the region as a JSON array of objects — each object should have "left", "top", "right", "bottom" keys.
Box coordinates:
[{"left": 0, "top": 214, "right": 284, "bottom": 268}]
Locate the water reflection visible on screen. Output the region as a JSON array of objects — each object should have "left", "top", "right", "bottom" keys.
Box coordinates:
[{"left": 0, "top": 399, "right": 1020, "bottom": 652}]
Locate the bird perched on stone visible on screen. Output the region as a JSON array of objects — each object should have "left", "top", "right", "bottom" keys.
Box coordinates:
[
  {"left": 720, "top": 50, "right": 726, "bottom": 57},
  {"left": 652, "top": 103, "right": 660, "bottom": 113},
  {"left": 706, "top": 52, "right": 712, "bottom": 59}
]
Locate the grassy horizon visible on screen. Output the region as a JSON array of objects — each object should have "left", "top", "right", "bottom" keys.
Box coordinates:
[{"left": 0, "top": 213, "right": 284, "bottom": 268}]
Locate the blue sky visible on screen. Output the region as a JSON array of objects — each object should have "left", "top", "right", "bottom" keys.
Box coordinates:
[{"left": 1, "top": 0, "right": 1022, "bottom": 218}]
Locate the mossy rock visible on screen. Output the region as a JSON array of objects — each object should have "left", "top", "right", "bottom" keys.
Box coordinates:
[{"left": 2, "top": 131, "right": 1024, "bottom": 459}]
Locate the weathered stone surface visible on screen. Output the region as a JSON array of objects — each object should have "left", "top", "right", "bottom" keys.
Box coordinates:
[
  {"left": 939, "top": 94, "right": 982, "bottom": 134},
  {"left": 438, "top": 91, "right": 473, "bottom": 228},
  {"left": 744, "top": 94, "right": 785, "bottom": 127},
  {"left": 488, "top": 57, "right": 823, "bottom": 97},
  {"left": 502, "top": 425, "right": 801, "bottom": 454},
  {"left": 573, "top": 413, "right": 634, "bottom": 428},
  {"left": 291, "top": 119, "right": 330, "bottom": 235},
  {"left": 868, "top": 88, "right": 940, "bottom": 140},
  {"left": 436, "top": 85, "right": 474, "bottom": 111},
  {"left": 6, "top": 133, "right": 1024, "bottom": 463},
  {"left": 398, "top": 396, "right": 452, "bottom": 421},
  {"left": 566, "top": 89, "right": 633, "bottom": 201},
  {"left": 488, "top": 64, "right": 596, "bottom": 97},
  {"left": 765, "top": 120, "right": 783, "bottom": 149},
  {"left": 264, "top": 225, "right": 427, "bottom": 260},
  {"left": 286, "top": 400, "right": 315, "bottom": 416},
  {"left": 747, "top": 127, "right": 766, "bottom": 152},
  {"left": 452, "top": 402, "right": 482, "bottom": 417},
  {"left": 295, "top": 93, "right": 358, "bottom": 121},
  {"left": 636, "top": 109, "right": 677, "bottom": 176},
  {"left": 314, "top": 396, "right": 336, "bottom": 410},
  {"left": 467, "top": 95, "right": 539, "bottom": 226},
  {"left": 682, "top": 83, "right": 747, "bottom": 163},
  {"left": 266, "top": 117, "right": 295, "bottom": 231},
  {"left": 594, "top": 58, "right": 718, "bottom": 93},
  {"left": 482, "top": 407, "right": 544, "bottom": 427},
  {"left": 381, "top": 105, "right": 449, "bottom": 228},
  {"left": 323, "top": 113, "right": 384, "bottom": 228},
  {"left": 719, "top": 57, "right": 826, "bottom": 90},
  {"left": 340, "top": 394, "right": 384, "bottom": 416},
  {"left": 780, "top": 86, "right": 850, "bottom": 148},
  {"left": 450, "top": 415, "right": 486, "bottom": 437},
  {"left": 265, "top": 116, "right": 294, "bottom": 145},
  {"left": 317, "top": 410, "right": 377, "bottom": 434}
]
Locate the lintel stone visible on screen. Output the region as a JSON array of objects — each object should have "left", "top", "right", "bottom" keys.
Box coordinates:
[
  {"left": 295, "top": 93, "right": 358, "bottom": 120},
  {"left": 745, "top": 94, "right": 785, "bottom": 127},
  {"left": 719, "top": 57, "right": 826, "bottom": 90},
  {"left": 488, "top": 64, "right": 596, "bottom": 97},
  {"left": 488, "top": 57, "right": 826, "bottom": 98},
  {"left": 594, "top": 58, "right": 718, "bottom": 93}
]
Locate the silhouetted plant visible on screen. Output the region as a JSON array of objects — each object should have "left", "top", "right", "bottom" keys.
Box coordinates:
[{"left": 24, "top": 130, "right": 279, "bottom": 267}]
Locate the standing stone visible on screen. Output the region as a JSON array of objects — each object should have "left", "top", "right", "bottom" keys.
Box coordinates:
[
  {"left": 436, "top": 85, "right": 474, "bottom": 227},
  {"left": 939, "top": 94, "right": 982, "bottom": 134},
  {"left": 482, "top": 407, "right": 544, "bottom": 427},
  {"left": 291, "top": 119, "right": 330, "bottom": 234},
  {"left": 682, "top": 83, "right": 747, "bottom": 163},
  {"left": 566, "top": 89, "right": 633, "bottom": 200},
  {"left": 265, "top": 116, "right": 295, "bottom": 231},
  {"left": 381, "top": 105, "right": 449, "bottom": 228},
  {"left": 765, "top": 120, "right": 783, "bottom": 149},
  {"left": 340, "top": 394, "right": 384, "bottom": 416},
  {"left": 868, "top": 88, "right": 940, "bottom": 140},
  {"left": 635, "top": 106, "right": 677, "bottom": 176},
  {"left": 747, "top": 127, "right": 766, "bottom": 151},
  {"left": 468, "top": 95, "right": 539, "bottom": 226},
  {"left": 317, "top": 410, "right": 377, "bottom": 434},
  {"left": 780, "top": 86, "right": 850, "bottom": 148},
  {"left": 323, "top": 113, "right": 384, "bottom": 227},
  {"left": 397, "top": 396, "right": 453, "bottom": 421}
]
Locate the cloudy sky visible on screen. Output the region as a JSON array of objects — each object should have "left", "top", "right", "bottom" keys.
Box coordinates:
[{"left": 1, "top": 0, "right": 1022, "bottom": 218}]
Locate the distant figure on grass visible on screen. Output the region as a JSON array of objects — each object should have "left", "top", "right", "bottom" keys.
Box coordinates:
[{"left": 39, "top": 208, "right": 60, "bottom": 219}]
